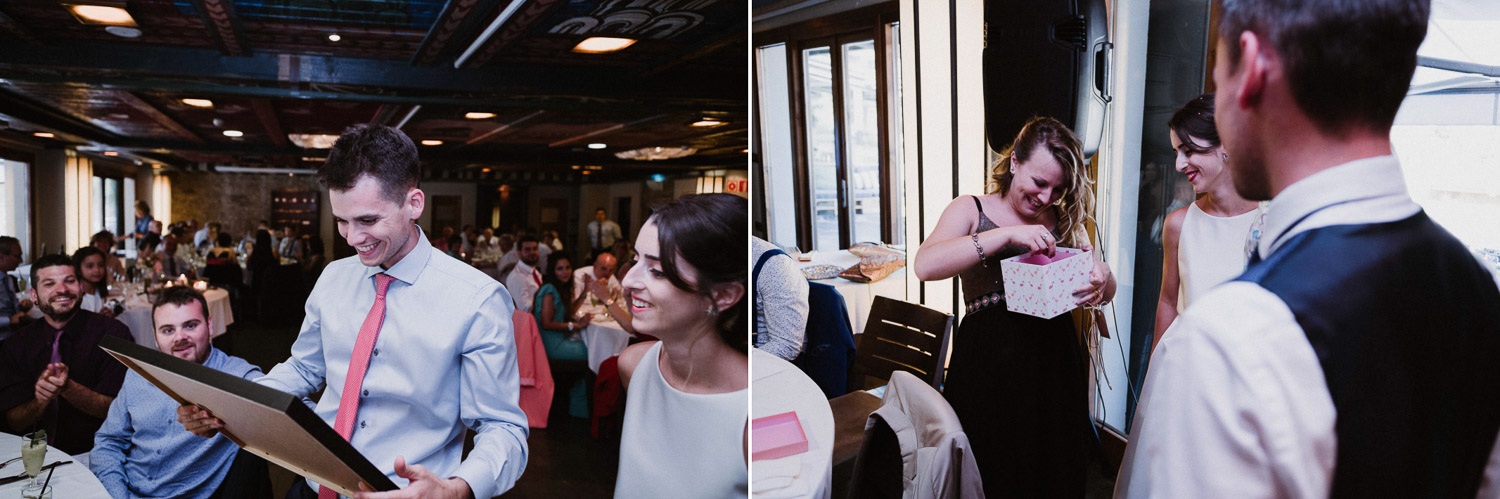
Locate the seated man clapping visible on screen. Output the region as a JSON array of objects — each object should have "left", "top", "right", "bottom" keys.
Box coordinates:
[{"left": 90, "top": 287, "right": 270, "bottom": 498}]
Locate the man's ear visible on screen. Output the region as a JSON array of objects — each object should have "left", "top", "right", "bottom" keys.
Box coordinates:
[
  {"left": 1235, "top": 31, "right": 1268, "bottom": 110},
  {"left": 405, "top": 187, "right": 426, "bottom": 222}
]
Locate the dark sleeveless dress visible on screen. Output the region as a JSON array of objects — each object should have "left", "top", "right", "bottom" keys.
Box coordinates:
[{"left": 943, "top": 195, "right": 1087, "bottom": 497}]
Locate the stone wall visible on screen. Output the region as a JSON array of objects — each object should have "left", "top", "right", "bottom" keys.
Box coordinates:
[{"left": 168, "top": 171, "right": 322, "bottom": 242}]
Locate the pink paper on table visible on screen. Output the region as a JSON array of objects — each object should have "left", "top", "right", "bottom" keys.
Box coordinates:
[
  {"left": 751, "top": 411, "right": 809, "bottom": 461},
  {"left": 1000, "top": 247, "right": 1092, "bottom": 319}
]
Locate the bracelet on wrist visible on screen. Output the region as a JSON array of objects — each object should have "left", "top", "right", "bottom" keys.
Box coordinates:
[{"left": 971, "top": 232, "right": 988, "bottom": 267}]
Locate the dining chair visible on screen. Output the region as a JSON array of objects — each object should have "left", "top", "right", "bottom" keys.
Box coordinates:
[{"left": 847, "top": 296, "right": 953, "bottom": 393}]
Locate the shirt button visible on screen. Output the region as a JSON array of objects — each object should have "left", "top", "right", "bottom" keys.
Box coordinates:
[
  {"left": 360, "top": 420, "right": 367, "bottom": 429},
  {"left": 362, "top": 389, "right": 368, "bottom": 397},
  {"left": 372, "top": 348, "right": 380, "bottom": 356}
]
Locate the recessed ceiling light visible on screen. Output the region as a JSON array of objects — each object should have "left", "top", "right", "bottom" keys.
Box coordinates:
[
  {"left": 33, "top": 132, "right": 54, "bottom": 138},
  {"left": 181, "top": 98, "right": 214, "bottom": 108},
  {"left": 64, "top": 4, "right": 136, "bottom": 26},
  {"left": 465, "top": 112, "right": 495, "bottom": 120},
  {"left": 223, "top": 130, "right": 244, "bottom": 137},
  {"left": 421, "top": 140, "right": 443, "bottom": 146},
  {"left": 572, "top": 37, "right": 636, "bottom": 54},
  {"left": 328, "top": 34, "right": 341, "bottom": 42},
  {"left": 104, "top": 26, "right": 140, "bottom": 38},
  {"left": 102, "top": 151, "right": 119, "bottom": 156},
  {"left": 690, "top": 119, "right": 726, "bottom": 127},
  {"left": 587, "top": 143, "right": 606, "bottom": 150}
]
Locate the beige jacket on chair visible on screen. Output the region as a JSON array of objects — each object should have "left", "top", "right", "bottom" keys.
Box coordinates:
[{"left": 862, "top": 370, "right": 985, "bottom": 499}]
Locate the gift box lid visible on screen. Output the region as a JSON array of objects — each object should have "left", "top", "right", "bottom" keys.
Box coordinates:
[{"left": 751, "top": 411, "right": 809, "bottom": 461}]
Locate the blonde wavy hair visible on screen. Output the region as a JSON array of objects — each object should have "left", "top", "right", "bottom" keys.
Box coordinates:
[{"left": 987, "top": 116, "right": 1096, "bottom": 248}]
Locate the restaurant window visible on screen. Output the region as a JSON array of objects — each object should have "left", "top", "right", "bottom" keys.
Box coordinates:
[
  {"left": 0, "top": 159, "right": 30, "bottom": 261},
  {"left": 756, "top": 11, "right": 903, "bottom": 251},
  {"left": 91, "top": 175, "right": 130, "bottom": 243}
]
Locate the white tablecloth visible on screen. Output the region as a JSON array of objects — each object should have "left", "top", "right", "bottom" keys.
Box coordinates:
[
  {"left": 751, "top": 348, "right": 834, "bottom": 499},
  {"left": 114, "top": 287, "right": 234, "bottom": 349},
  {"left": 0, "top": 432, "right": 109, "bottom": 498},
  {"left": 582, "top": 319, "right": 631, "bottom": 373},
  {"left": 796, "top": 250, "right": 907, "bottom": 334}
]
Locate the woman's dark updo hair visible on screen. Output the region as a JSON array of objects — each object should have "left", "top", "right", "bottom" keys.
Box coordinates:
[
  {"left": 1168, "top": 93, "right": 1220, "bottom": 154},
  {"left": 649, "top": 193, "right": 748, "bottom": 354}
]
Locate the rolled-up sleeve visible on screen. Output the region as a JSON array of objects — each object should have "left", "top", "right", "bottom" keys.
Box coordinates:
[{"left": 452, "top": 288, "right": 529, "bottom": 499}]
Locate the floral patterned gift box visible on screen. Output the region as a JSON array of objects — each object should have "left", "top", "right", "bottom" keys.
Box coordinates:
[{"left": 999, "top": 247, "right": 1092, "bottom": 319}]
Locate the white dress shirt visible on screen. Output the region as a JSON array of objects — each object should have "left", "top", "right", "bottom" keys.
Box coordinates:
[
  {"left": 571, "top": 267, "right": 621, "bottom": 317},
  {"left": 505, "top": 260, "right": 541, "bottom": 313},
  {"left": 1116, "top": 156, "right": 1500, "bottom": 498},
  {"left": 257, "top": 231, "right": 528, "bottom": 498}
]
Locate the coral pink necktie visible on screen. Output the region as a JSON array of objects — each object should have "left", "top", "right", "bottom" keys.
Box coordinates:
[{"left": 320, "top": 273, "right": 394, "bottom": 499}]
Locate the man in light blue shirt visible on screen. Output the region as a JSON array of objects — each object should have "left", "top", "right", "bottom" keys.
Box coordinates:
[
  {"left": 92, "top": 286, "right": 269, "bottom": 498},
  {"left": 180, "top": 125, "right": 527, "bottom": 499}
]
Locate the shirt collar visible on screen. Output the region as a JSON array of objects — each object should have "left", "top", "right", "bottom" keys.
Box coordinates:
[
  {"left": 201, "top": 346, "right": 227, "bottom": 369},
  {"left": 364, "top": 225, "right": 431, "bottom": 285},
  {"left": 1259, "top": 154, "right": 1417, "bottom": 257}
]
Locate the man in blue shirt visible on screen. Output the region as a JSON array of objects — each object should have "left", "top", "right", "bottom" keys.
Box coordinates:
[
  {"left": 91, "top": 286, "right": 269, "bottom": 498},
  {"left": 180, "top": 124, "right": 528, "bottom": 499},
  {"left": 0, "top": 236, "right": 34, "bottom": 341}
]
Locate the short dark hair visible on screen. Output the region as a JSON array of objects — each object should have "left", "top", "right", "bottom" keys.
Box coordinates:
[
  {"left": 1218, "top": 0, "right": 1428, "bottom": 133},
  {"left": 518, "top": 235, "right": 539, "bottom": 247},
  {"left": 1169, "top": 93, "right": 1220, "bottom": 153},
  {"left": 649, "top": 193, "right": 748, "bottom": 353},
  {"left": 0, "top": 236, "right": 18, "bottom": 256},
  {"left": 152, "top": 286, "right": 210, "bottom": 330},
  {"left": 31, "top": 254, "right": 75, "bottom": 287},
  {"left": 216, "top": 232, "right": 233, "bottom": 247},
  {"left": 141, "top": 233, "right": 162, "bottom": 252},
  {"left": 319, "top": 124, "right": 421, "bottom": 204},
  {"left": 90, "top": 230, "right": 114, "bottom": 246}
]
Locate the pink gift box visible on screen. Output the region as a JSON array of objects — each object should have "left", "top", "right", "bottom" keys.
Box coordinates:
[
  {"left": 1000, "top": 247, "right": 1092, "bottom": 319},
  {"left": 751, "top": 411, "right": 809, "bottom": 461}
]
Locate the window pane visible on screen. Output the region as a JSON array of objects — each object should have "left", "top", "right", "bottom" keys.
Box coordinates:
[
  {"left": 104, "top": 177, "right": 120, "bottom": 238},
  {"left": 842, "top": 39, "right": 881, "bottom": 244},
  {"left": 803, "top": 46, "right": 840, "bottom": 251},
  {"left": 887, "top": 22, "right": 905, "bottom": 246},
  {"left": 92, "top": 176, "right": 104, "bottom": 233},
  {"left": 757, "top": 44, "right": 800, "bottom": 248}
]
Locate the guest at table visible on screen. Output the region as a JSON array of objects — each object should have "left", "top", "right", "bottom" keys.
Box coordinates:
[
  {"left": 540, "top": 230, "right": 562, "bottom": 253},
  {"left": 70, "top": 246, "right": 113, "bottom": 318},
  {"left": 504, "top": 235, "right": 543, "bottom": 312},
  {"left": 534, "top": 252, "right": 590, "bottom": 418},
  {"left": 432, "top": 225, "right": 456, "bottom": 254},
  {"left": 473, "top": 227, "right": 502, "bottom": 263},
  {"left": 0, "top": 236, "right": 34, "bottom": 339},
  {"left": 91, "top": 231, "right": 127, "bottom": 284},
  {"left": 574, "top": 253, "right": 635, "bottom": 335},
  {"left": 750, "top": 236, "right": 808, "bottom": 360},
  {"left": 91, "top": 286, "right": 271, "bottom": 498},
  {"left": 615, "top": 193, "right": 748, "bottom": 497},
  {"left": 278, "top": 226, "right": 302, "bottom": 262},
  {"left": 587, "top": 208, "right": 623, "bottom": 260},
  {"left": 300, "top": 235, "right": 326, "bottom": 280},
  {"left": 913, "top": 116, "right": 1115, "bottom": 497},
  {"left": 157, "top": 232, "right": 195, "bottom": 280},
  {"left": 137, "top": 234, "right": 161, "bottom": 276},
  {"left": 131, "top": 201, "right": 154, "bottom": 242},
  {"left": 460, "top": 224, "right": 477, "bottom": 256},
  {"left": 245, "top": 229, "right": 277, "bottom": 285},
  {"left": 496, "top": 235, "right": 520, "bottom": 280},
  {"left": 193, "top": 221, "right": 219, "bottom": 251},
  {"left": 0, "top": 254, "right": 133, "bottom": 454},
  {"left": 206, "top": 233, "right": 240, "bottom": 264},
  {"left": 201, "top": 233, "right": 244, "bottom": 292}
]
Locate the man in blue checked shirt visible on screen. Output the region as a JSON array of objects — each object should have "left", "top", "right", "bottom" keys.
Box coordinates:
[{"left": 91, "top": 286, "right": 271, "bottom": 498}]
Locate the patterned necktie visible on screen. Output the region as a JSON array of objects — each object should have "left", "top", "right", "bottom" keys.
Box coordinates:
[{"left": 320, "top": 273, "right": 395, "bottom": 499}]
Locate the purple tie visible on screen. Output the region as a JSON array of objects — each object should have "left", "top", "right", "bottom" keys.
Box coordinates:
[{"left": 50, "top": 329, "right": 63, "bottom": 364}]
